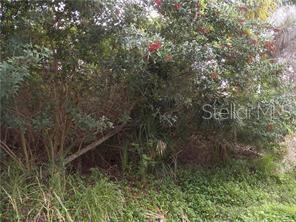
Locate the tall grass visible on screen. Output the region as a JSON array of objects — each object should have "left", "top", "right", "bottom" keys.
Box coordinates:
[
  {"left": 0, "top": 165, "right": 124, "bottom": 222},
  {"left": 1, "top": 160, "right": 295, "bottom": 221}
]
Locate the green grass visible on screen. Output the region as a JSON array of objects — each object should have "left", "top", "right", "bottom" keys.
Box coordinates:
[{"left": 1, "top": 160, "right": 295, "bottom": 221}]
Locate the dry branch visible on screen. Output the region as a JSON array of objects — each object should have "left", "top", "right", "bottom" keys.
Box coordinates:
[{"left": 64, "top": 124, "right": 126, "bottom": 165}]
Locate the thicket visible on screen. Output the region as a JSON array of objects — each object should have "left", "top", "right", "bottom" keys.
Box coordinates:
[
  {"left": 1, "top": 1, "right": 296, "bottom": 222},
  {"left": 0, "top": 0, "right": 295, "bottom": 173}
]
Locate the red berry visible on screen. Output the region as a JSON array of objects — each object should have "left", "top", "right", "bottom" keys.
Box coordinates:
[
  {"left": 148, "top": 41, "right": 162, "bottom": 53},
  {"left": 154, "top": 0, "right": 162, "bottom": 7},
  {"left": 175, "top": 3, "right": 181, "bottom": 10}
]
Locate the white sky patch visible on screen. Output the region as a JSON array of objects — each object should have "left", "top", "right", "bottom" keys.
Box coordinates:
[{"left": 148, "top": 8, "right": 160, "bottom": 20}]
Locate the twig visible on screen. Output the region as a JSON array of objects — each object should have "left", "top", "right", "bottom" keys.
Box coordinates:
[{"left": 0, "top": 141, "right": 25, "bottom": 169}]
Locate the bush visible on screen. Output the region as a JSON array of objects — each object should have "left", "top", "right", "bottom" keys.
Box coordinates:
[{"left": 0, "top": 0, "right": 294, "bottom": 169}]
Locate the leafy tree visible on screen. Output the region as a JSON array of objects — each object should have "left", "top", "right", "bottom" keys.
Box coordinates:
[{"left": 0, "top": 0, "right": 294, "bottom": 169}]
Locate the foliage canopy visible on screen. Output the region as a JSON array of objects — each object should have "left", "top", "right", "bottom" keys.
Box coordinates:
[{"left": 0, "top": 0, "right": 294, "bottom": 169}]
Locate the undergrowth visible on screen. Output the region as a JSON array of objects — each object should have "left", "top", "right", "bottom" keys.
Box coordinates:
[{"left": 0, "top": 160, "right": 295, "bottom": 222}]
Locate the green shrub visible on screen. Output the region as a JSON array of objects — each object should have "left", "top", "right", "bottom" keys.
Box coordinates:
[{"left": 0, "top": 0, "right": 294, "bottom": 169}]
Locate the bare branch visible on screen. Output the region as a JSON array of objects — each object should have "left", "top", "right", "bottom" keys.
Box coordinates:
[{"left": 64, "top": 124, "right": 126, "bottom": 165}]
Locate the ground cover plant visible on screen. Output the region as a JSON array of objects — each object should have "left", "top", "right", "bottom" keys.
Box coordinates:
[{"left": 1, "top": 160, "right": 295, "bottom": 221}]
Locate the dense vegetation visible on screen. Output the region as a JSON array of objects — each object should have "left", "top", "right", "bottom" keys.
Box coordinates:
[
  {"left": 0, "top": 0, "right": 295, "bottom": 221},
  {"left": 1, "top": 160, "right": 296, "bottom": 221}
]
